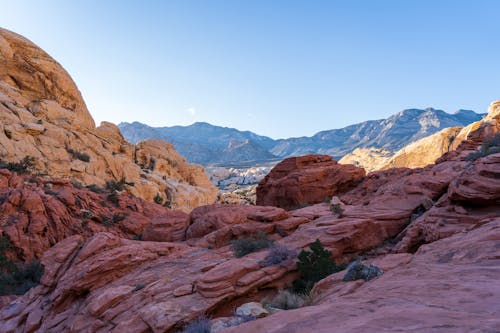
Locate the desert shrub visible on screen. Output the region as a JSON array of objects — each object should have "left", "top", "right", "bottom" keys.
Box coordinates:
[
  {"left": 86, "top": 184, "right": 106, "bottom": 194},
  {"left": 0, "top": 260, "right": 44, "bottom": 295},
  {"left": 262, "top": 289, "right": 304, "bottom": 310},
  {"left": 154, "top": 193, "right": 163, "bottom": 204},
  {"left": 164, "top": 200, "right": 172, "bottom": 208},
  {"left": 112, "top": 213, "right": 126, "bottom": 223},
  {"left": 0, "top": 156, "right": 35, "bottom": 174},
  {"left": 260, "top": 244, "right": 297, "bottom": 267},
  {"left": 178, "top": 315, "right": 211, "bottom": 333},
  {"left": 107, "top": 192, "right": 120, "bottom": 206},
  {"left": 101, "top": 215, "right": 114, "bottom": 227},
  {"left": 343, "top": 260, "right": 383, "bottom": 282},
  {"left": 134, "top": 283, "right": 146, "bottom": 292},
  {"left": 293, "top": 239, "right": 343, "bottom": 293},
  {"left": 466, "top": 133, "right": 500, "bottom": 161},
  {"left": 230, "top": 231, "right": 273, "bottom": 258},
  {"left": 66, "top": 148, "right": 90, "bottom": 162},
  {"left": 330, "top": 203, "right": 343, "bottom": 216},
  {"left": 105, "top": 178, "right": 125, "bottom": 192}
]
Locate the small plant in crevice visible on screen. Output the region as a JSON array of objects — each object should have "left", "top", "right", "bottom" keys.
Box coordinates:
[
  {"left": 292, "top": 239, "right": 344, "bottom": 294},
  {"left": 86, "top": 184, "right": 106, "bottom": 194},
  {"left": 260, "top": 244, "right": 297, "bottom": 267},
  {"left": 153, "top": 193, "right": 163, "bottom": 204},
  {"left": 178, "top": 315, "right": 211, "bottom": 333},
  {"left": 112, "top": 213, "right": 126, "bottom": 223},
  {"left": 133, "top": 283, "right": 146, "bottom": 292},
  {"left": 66, "top": 147, "right": 90, "bottom": 162},
  {"left": 105, "top": 178, "right": 128, "bottom": 192},
  {"left": 330, "top": 203, "right": 343, "bottom": 216},
  {"left": 101, "top": 215, "right": 114, "bottom": 228},
  {"left": 107, "top": 192, "right": 120, "bottom": 206},
  {"left": 230, "top": 231, "right": 274, "bottom": 258}
]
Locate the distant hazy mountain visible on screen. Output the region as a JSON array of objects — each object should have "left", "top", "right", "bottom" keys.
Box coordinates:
[
  {"left": 270, "top": 108, "right": 484, "bottom": 158},
  {"left": 119, "top": 122, "right": 277, "bottom": 165},
  {"left": 119, "top": 108, "right": 483, "bottom": 165}
]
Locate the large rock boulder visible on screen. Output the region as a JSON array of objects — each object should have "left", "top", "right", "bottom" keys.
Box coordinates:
[
  {"left": 256, "top": 155, "right": 365, "bottom": 210},
  {"left": 0, "top": 28, "right": 216, "bottom": 211}
]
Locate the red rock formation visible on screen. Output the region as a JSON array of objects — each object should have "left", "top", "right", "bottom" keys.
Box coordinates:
[
  {"left": 256, "top": 155, "right": 365, "bottom": 210},
  {"left": 0, "top": 169, "right": 187, "bottom": 261}
]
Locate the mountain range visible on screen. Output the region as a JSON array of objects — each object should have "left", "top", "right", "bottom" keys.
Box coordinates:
[{"left": 119, "top": 108, "right": 484, "bottom": 166}]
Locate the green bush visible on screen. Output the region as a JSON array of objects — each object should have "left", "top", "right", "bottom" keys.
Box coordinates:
[
  {"left": 230, "top": 231, "right": 273, "bottom": 258},
  {"left": 105, "top": 178, "right": 127, "bottom": 192},
  {"left": 330, "top": 203, "right": 343, "bottom": 216},
  {"left": 0, "top": 260, "right": 44, "bottom": 296},
  {"left": 466, "top": 133, "right": 500, "bottom": 161},
  {"left": 0, "top": 156, "right": 35, "bottom": 174},
  {"left": 154, "top": 193, "right": 163, "bottom": 204},
  {"left": 66, "top": 148, "right": 91, "bottom": 162},
  {"left": 293, "top": 239, "right": 343, "bottom": 293}
]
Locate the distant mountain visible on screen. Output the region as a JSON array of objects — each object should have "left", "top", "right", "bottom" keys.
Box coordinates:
[
  {"left": 119, "top": 122, "right": 277, "bottom": 165},
  {"left": 119, "top": 108, "right": 484, "bottom": 165}
]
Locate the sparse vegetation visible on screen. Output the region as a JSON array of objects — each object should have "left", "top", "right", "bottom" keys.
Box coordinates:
[
  {"left": 66, "top": 147, "right": 91, "bottom": 162},
  {"left": 0, "top": 259, "right": 44, "bottom": 296},
  {"left": 112, "top": 213, "right": 126, "bottom": 223},
  {"left": 105, "top": 178, "right": 127, "bottom": 192},
  {"left": 0, "top": 156, "right": 36, "bottom": 174},
  {"left": 230, "top": 231, "right": 274, "bottom": 258},
  {"left": 154, "top": 193, "right": 163, "bottom": 204},
  {"left": 86, "top": 184, "right": 106, "bottom": 194},
  {"left": 134, "top": 283, "right": 146, "bottom": 291},
  {"left": 343, "top": 260, "right": 383, "bottom": 282},
  {"left": 466, "top": 133, "right": 500, "bottom": 161},
  {"left": 260, "top": 244, "right": 297, "bottom": 267},
  {"left": 293, "top": 239, "right": 344, "bottom": 293},
  {"left": 262, "top": 289, "right": 305, "bottom": 310},
  {"left": 178, "top": 315, "right": 211, "bottom": 333},
  {"left": 107, "top": 192, "right": 120, "bottom": 206},
  {"left": 330, "top": 203, "right": 343, "bottom": 216}
]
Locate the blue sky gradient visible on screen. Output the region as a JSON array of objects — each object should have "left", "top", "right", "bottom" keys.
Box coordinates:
[{"left": 1, "top": 0, "right": 499, "bottom": 138}]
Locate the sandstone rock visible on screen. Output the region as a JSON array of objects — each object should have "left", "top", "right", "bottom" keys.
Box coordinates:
[
  {"left": 235, "top": 302, "right": 268, "bottom": 318},
  {"left": 338, "top": 147, "right": 393, "bottom": 172},
  {"left": 0, "top": 28, "right": 216, "bottom": 211},
  {"left": 141, "top": 210, "right": 190, "bottom": 242},
  {"left": 256, "top": 155, "right": 365, "bottom": 210},
  {"left": 224, "top": 219, "right": 500, "bottom": 333},
  {"left": 0, "top": 170, "right": 186, "bottom": 261}
]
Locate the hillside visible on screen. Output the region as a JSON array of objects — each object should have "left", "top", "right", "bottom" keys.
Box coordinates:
[{"left": 0, "top": 28, "right": 216, "bottom": 211}]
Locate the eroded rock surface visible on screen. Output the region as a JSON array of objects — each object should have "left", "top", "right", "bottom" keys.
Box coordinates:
[
  {"left": 0, "top": 28, "right": 216, "bottom": 211},
  {"left": 256, "top": 155, "right": 365, "bottom": 210}
]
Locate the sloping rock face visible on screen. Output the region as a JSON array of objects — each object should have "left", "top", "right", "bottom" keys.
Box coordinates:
[
  {"left": 225, "top": 218, "right": 500, "bottom": 333},
  {"left": 0, "top": 169, "right": 188, "bottom": 262},
  {"left": 256, "top": 155, "right": 365, "bottom": 210},
  {"left": 0, "top": 28, "right": 216, "bottom": 211},
  {"left": 338, "top": 147, "right": 392, "bottom": 172},
  {"left": 380, "top": 126, "right": 463, "bottom": 170}
]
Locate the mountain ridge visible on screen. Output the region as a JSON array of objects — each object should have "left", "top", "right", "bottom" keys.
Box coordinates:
[{"left": 119, "top": 108, "right": 484, "bottom": 166}]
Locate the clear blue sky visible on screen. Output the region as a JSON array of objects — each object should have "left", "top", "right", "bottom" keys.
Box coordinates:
[{"left": 1, "top": 0, "right": 499, "bottom": 139}]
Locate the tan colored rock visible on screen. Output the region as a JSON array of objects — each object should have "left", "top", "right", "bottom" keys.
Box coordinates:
[
  {"left": 339, "top": 147, "right": 393, "bottom": 172},
  {"left": 380, "top": 127, "right": 463, "bottom": 170},
  {"left": 235, "top": 302, "right": 269, "bottom": 318},
  {"left": 0, "top": 28, "right": 216, "bottom": 212}
]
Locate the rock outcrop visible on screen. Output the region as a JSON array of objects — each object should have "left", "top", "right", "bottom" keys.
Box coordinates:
[
  {"left": 338, "top": 147, "right": 392, "bottom": 172},
  {"left": 0, "top": 28, "right": 216, "bottom": 211},
  {"left": 0, "top": 169, "right": 188, "bottom": 262},
  {"left": 256, "top": 155, "right": 365, "bottom": 210}
]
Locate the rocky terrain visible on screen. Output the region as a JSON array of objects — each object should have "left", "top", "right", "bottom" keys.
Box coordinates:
[
  {"left": 1, "top": 93, "right": 498, "bottom": 332},
  {"left": 120, "top": 108, "right": 483, "bottom": 166},
  {"left": 0, "top": 28, "right": 216, "bottom": 212},
  {"left": 0, "top": 28, "right": 499, "bottom": 333}
]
